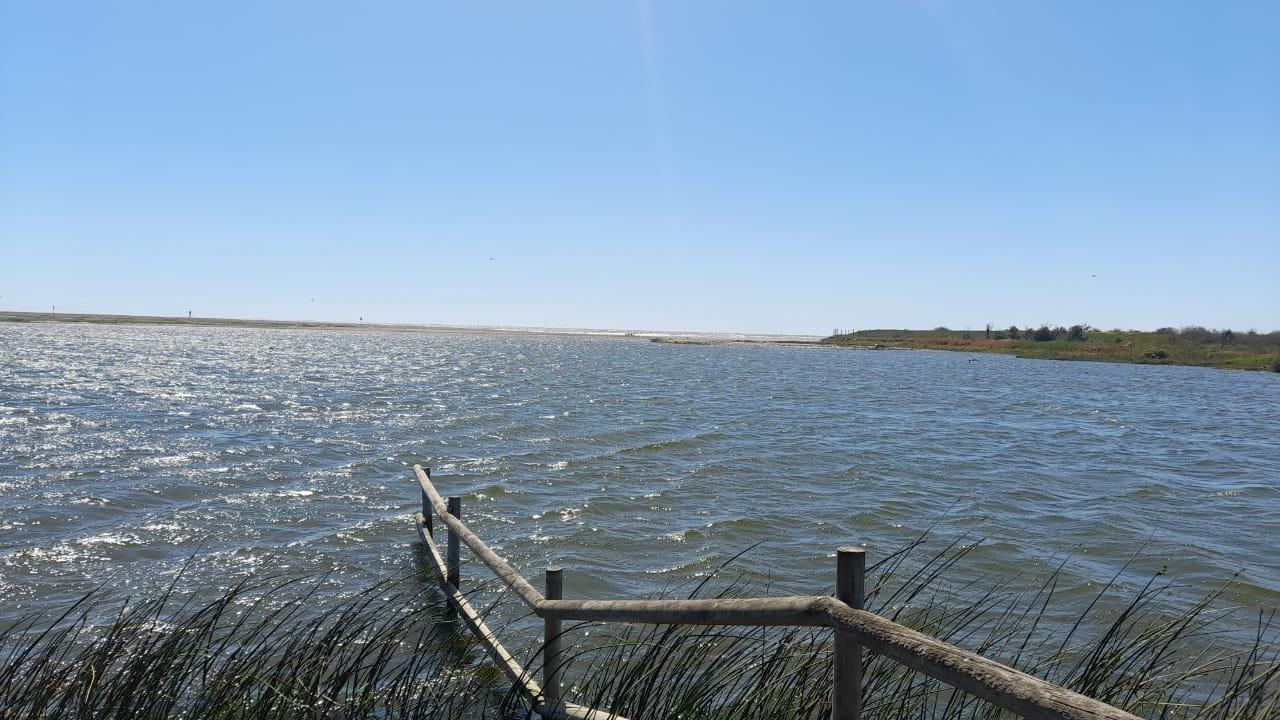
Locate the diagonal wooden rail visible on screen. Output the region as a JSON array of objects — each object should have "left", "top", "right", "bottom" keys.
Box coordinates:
[{"left": 412, "top": 465, "right": 1141, "bottom": 720}]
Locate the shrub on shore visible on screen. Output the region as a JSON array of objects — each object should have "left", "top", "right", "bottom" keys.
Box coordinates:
[{"left": 1033, "top": 325, "right": 1058, "bottom": 341}]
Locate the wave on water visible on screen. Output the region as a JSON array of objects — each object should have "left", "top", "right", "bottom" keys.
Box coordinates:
[{"left": 2, "top": 321, "right": 1278, "bottom": 644}]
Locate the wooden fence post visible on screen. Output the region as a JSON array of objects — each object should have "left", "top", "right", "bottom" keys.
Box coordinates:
[
  {"left": 544, "top": 567, "right": 564, "bottom": 712},
  {"left": 421, "top": 467, "right": 433, "bottom": 538},
  {"left": 446, "top": 496, "right": 462, "bottom": 589},
  {"left": 833, "top": 546, "right": 865, "bottom": 720}
]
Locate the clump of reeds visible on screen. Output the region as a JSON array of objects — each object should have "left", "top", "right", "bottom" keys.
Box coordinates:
[
  {"left": 2, "top": 535, "right": 1277, "bottom": 719},
  {"left": 545, "top": 536, "right": 1280, "bottom": 720},
  {"left": 0, "top": 569, "right": 510, "bottom": 719}
]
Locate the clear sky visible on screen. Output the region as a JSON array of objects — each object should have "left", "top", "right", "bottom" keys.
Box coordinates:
[{"left": 2, "top": 2, "right": 1277, "bottom": 335}]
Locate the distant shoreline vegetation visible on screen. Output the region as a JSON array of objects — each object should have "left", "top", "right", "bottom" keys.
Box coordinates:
[
  {"left": 5, "top": 311, "right": 1277, "bottom": 372},
  {"left": 823, "top": 325, "right": 1280, "bottom": 372}
]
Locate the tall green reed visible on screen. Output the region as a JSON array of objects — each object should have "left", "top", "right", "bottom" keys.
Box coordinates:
[{"left": 2, "top": 534, "right": 1275, "bottom": 719}]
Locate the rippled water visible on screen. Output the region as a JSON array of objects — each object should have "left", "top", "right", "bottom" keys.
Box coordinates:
[{"left": 2, "top": 322, "right": 1278, "bottom": 634}]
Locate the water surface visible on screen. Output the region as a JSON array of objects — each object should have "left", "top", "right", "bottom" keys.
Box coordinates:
[{"left": 2, "top": 323, "right": 1277, "bottom": 632}]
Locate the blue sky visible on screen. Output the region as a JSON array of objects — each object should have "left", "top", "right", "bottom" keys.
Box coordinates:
[{"left": 2, "top": 1, "right": 1277, "bottom": 335}]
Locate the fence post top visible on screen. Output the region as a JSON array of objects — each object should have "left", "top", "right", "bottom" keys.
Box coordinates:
[{"left": 411, "top": 470, "right": 1145, "bottom": 720}]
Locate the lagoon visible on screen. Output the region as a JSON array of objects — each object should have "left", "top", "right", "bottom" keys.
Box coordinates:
[{"left": 2, "top": 322, "right": 1278, "bottom": 635}]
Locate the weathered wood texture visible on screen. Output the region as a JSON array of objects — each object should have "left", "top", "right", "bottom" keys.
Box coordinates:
[
  {"left": 822, "top": 600, "right": 1141, "bottom": 720},
  {"left": 413, "top": 466, "right": 1140, "bottom": 720},
  {"left": 446, "top": 496, "right": 461, "bottom": 588},
  {"left": 539, "top": 597, "right": 829, "bottom": 626},
  {"left": 415, "top": 514, "right": 531, "bottom": 693},
  {"left": 414, "top": 465, "right": 544, "bottom": 607},
  {"left": 833, "top": 547, "right": 865, "bottom": 720},
  {"left": 415, "top": 514, "right": 625, "bottom": 720},
  {"left": 420, "top": 469, "right": 433, "bottom": 536},
  {"left": 544, "top": 567, "right": 565, "bottom": 714}
]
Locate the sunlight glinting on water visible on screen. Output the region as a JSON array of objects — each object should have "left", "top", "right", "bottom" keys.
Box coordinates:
[{"left": 2, "top": 323, "right": 1278, "bottom": 635}]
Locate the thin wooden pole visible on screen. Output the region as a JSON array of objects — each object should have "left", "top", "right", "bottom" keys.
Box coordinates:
[
  {"left": 833, "top": 546, "right": 865, "bottom": 720},
  {"left": 408, "top": 471, "right": 1141, "bottom": 720},
  {"left": 539, "top": 597, "right": 828, "bottom": 625},
  {"left": 421, "top": 468, "right": 433, "bottom": 538},
  {"left": 544, "top": 567, "right": 565, "bottom": 712},
  {"left": 446, "top": 496, "right": 462, "bottom": 589},
  {"left": 415, "top": 465, "right": 544, "bottom": 608}
]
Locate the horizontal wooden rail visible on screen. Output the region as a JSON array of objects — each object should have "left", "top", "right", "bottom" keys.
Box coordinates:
[
  {"left": 823, "top": 601, "right": 1138, "bottom": 720},
  {"left": 539, "top": 596, "right": 829, "bottom": 626},
  {"left": 414, "top": 510, "right": 625, "bottom": 720},
  {"left": 413, "top": 514, "right": 534, "bottom": 695},
  {"left": 414, "top": 465, "right": 544, "bottom": 608},
  {"left": 411, "top": 465, "right": 1141, "bottom": 720}
]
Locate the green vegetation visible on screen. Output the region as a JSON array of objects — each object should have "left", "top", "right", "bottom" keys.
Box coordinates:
[
  {"left": 3, "top": 537, "right": 1277, "bottom": 718},
  {"left": 822, "top": 326, "right": 1280, "bottom": 371},
  {"left": 0, "top": 573, "right": 501, "bottom": 719},
  {"left": 571, "top": 539, "right": 1280, "bottom": 719}
]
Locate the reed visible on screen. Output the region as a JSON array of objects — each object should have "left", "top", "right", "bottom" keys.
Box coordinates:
[
  {"left": 1, "top": 535, "right": 1276, "bottom": 719},
  {"left": 0, "top": 570, "right": 508, "bottom": 719},
  {"left": 552, "top": 538, "right": 1280, "bottom": 719}
]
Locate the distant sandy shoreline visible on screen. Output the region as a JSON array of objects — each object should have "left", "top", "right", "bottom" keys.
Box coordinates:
[{"left": 0, "top": 310, "right": 820, "bottom": 345}]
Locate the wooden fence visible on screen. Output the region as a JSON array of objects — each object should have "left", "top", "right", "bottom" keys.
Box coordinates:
[{"left": 411, "top": 465, "right": 1141, "bottom": 720}]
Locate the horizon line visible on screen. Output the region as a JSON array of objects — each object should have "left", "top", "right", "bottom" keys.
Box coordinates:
[{"left": 3, "top": 309, "right": 1275, "bottom": 338}]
